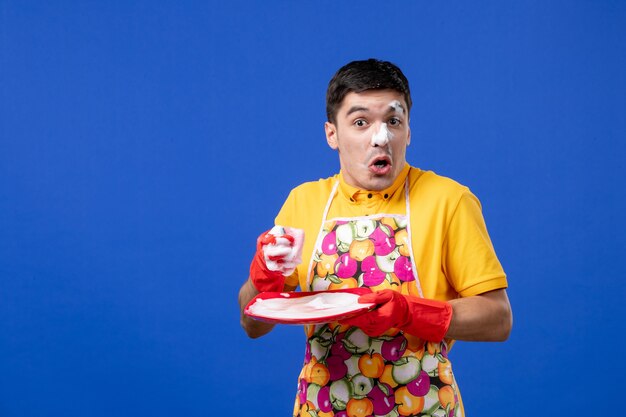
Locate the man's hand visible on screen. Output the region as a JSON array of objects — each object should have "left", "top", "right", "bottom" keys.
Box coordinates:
[
  {"left": 340, "top": 290, "right": 453, "bottom": 342},
  {"left": 249, "top": 226, "right": 304, "bottom": 292}
]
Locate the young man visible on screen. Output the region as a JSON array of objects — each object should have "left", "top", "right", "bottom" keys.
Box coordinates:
[{"left": 239, "top": 59, "right": 512, "bottom": 417}]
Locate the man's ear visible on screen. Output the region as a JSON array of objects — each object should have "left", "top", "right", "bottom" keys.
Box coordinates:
[
  {"left": 407, "top": 125, "right": 411, "bottom": 146},
  {"left": 325, "top": 122, "right": 338, "bottom": 150}
]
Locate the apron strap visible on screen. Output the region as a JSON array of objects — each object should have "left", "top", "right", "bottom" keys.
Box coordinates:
[
  {"left": 404, "top": 169, "right": 424, "bottom": 297},
  {"left": 305, "top": 180, "right": 340, "bottom": 289}
]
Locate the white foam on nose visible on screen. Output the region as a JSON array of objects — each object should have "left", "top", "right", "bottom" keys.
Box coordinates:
[{"left": 371, "top": 123, "right": 393, "bottom": 147}]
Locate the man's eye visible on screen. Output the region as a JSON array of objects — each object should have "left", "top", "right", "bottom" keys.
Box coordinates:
[
  {"left": 354, "top": 119, "right": 367, "bottom": 127},
  {"left": 388, "top": 117, "right": 401, "bottom": 126}
]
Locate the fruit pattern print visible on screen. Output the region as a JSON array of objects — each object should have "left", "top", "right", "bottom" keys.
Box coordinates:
[
  {"left": 294, "top": 217, "right": 462, "bottom": 417},
  {"left": 308, "top": 217, "right": 415, "bottom": 293}
]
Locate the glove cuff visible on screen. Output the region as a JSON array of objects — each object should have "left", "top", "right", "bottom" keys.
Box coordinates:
[{"left": 400, "top": 296, "right": 453, "bottom": 342}]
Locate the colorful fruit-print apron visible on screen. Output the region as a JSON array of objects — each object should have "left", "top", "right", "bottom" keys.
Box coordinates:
[{"left": 293, "top": 179, "right": 462, "bottom": 417}]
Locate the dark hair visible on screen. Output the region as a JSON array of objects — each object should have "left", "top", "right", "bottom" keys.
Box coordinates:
[{"left": 326, "top": 59, "right": 412, "bottom": 123}]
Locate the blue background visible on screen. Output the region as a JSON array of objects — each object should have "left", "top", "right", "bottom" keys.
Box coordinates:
[{"left": 1, "top": 1, "right": 625, "bottom": 415}]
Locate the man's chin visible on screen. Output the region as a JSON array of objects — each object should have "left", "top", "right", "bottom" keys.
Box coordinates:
[{"left": 365, "top": 175, "right": 395, "bottom": 191}]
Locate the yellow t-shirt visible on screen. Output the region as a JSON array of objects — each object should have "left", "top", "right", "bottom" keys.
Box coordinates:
[{"left": 275, "top": 164, "right": 507, "bottom": 300}]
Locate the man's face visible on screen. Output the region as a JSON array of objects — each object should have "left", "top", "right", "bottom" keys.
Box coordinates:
[{"left": 325, "top": 89, "right": 411, "bottom": 191}]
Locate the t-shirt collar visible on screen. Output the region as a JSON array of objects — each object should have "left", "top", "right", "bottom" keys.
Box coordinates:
[{"left": 338, "top": 164, "right": 410, "bottom": 203}]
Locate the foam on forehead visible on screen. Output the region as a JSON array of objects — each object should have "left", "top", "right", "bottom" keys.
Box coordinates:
[{"left": 389, "top": 100, "right": 404, "bottom": 114}]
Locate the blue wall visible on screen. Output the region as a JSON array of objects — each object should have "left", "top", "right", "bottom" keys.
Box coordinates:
[{"left": 1, "top": 1, "right": 625, "bottom": 415}]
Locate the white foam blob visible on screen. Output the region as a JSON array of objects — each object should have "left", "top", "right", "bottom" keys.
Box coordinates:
[
  {"left": 389, "top": 100, "right": 404, "bottom": 114},
  {"left": 371, "top": 123, "right": 393, "bottom": 147},
  {"left": 263, "top": 226, "right": 305, "bottom": 275}
]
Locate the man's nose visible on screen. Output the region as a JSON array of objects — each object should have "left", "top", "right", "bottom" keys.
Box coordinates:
[{"left": 371, "top": 122, "right": 390, "bottom": 147}]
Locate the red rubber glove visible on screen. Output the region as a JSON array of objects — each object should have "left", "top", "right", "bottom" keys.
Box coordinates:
[
  {"left": 340, "top": 290, "right": 453, "bottom": 342},
  {"left": 249, "top": 226, "right": 304, "bottom": 292}
]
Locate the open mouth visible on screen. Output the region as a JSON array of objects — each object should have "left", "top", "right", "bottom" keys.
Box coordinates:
[
  {"left": 369, "top": 156, "right": 392, "bottom": 174},
  {"left": 373, "top": 159, "right": 389, "bottom": 168}
]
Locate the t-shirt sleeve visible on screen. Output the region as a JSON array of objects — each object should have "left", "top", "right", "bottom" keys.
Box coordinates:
[
  {"left": 442, "top": 191, "right": 507, "bottom": 297},
  {"left": 274, "top": 189, "right": 300, "bottom": 288}
]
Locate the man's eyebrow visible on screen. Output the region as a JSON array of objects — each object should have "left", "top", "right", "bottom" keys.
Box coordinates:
[
  {"left": 344, "top": 104, "right": 406, "bottom": 117},
  {"left": 346, "top": 106, "right": 369, "bottom": 116}
]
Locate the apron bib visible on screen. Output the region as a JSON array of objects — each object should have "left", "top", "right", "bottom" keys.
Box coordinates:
[{"left": 293, "top": 180, "right": 462, "bottom": 417}]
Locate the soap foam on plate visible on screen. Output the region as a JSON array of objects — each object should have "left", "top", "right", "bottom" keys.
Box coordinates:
[{"left": 247, "top": 292, "right": 367, "bottom": 320}]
